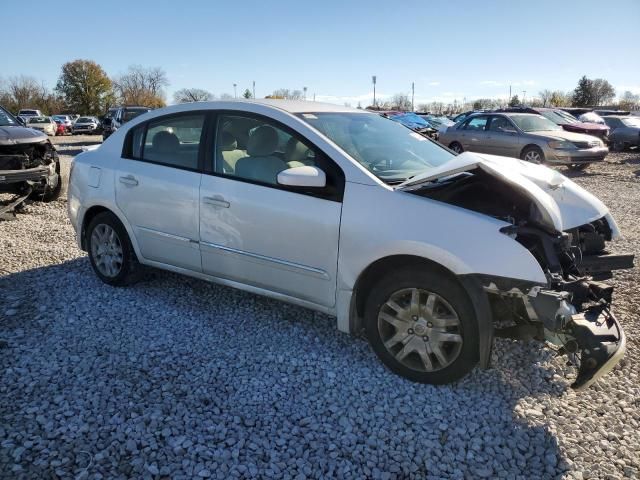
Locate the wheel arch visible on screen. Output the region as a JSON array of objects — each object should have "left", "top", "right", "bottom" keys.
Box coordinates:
[
  {"left": 80, "top": 204, "right": 138, "bottom": 259},
  {"left": 520, "top": 143, "right": 543, "bottom": 159},
  {"left": 348, "top": 254, "right": 494, "bottom": 369}
]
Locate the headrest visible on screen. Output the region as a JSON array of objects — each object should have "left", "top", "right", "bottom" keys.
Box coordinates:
[
  {"left": 247, "top": 125, "right": 279, "bottom": 156},
  {"left": 152, "top": 130, "right": 179, "bottom": 151},
  {"left": 220, "top": 131, "right": 238, "bottom": 151},
  {"left": 284, "top": 137, "right": 311, "bottom": 162}
]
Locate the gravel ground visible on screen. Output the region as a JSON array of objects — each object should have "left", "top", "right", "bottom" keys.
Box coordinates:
[{"left": 1, "top": 137, "right": 639, "bottom": 479}]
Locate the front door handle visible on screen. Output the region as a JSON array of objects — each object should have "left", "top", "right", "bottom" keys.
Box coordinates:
[
  {"left": 119, "top": 175, "right": 139, "bottom": 186},
  {"left": 203, "top": 196, "right": 230, "bottom": 208}
]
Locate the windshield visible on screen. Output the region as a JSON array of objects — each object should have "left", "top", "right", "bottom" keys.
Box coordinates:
[
  {"left": 123, "top": 109, "right": 150, "bottom": 122},
  {"left": 28, "top": 116, "right": 48, "bottom": 123},
  {"left": 0, "top": 107, "right": 19, "bottom": 127},
  {"left": 510, "top": 114, "right": 562, "bottom": 132},
  {"left": 77, "top": 117, "right": 93, "bottom": 123},
  {"left": 539, "top": 109, "right": 575, "bottom": 125},
  {"left": 298, "top": 112, "right": 455, "bottom": 183},
  {"left": 388, "top": 112, "right": 432, "bottom": 129},
  {"left": 622, "top": 117, "right": 640, "bottom": 128}
]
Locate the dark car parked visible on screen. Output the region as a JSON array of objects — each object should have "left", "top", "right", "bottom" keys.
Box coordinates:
[
  {"left": 603, "top": 115, "right": 640, "bottom": 151},
  {"left": 497, "top": 107, "right": 609, "bottom": 141},
  {"left": 0, "top": 105, "right": 62, "bottom": 207}
]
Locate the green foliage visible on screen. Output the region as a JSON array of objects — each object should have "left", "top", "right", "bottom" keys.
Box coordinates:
[
  {"left": 242, "top": 89, "right": 252, "bottom": 99},
  {"left": 55, "top": 59, "right": 113, "bottom": 115},
  {"left": 509, "top": 95, "right": 520, "bottom": 107}
]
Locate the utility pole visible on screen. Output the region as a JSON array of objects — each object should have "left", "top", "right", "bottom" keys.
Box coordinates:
[
  {"left": 233, "top": 83, "right": 237, "bottom": 99},
  {"left": 411, "top": 82, "right": 415, "bottom": 111},
  {"left": 372, "top": 75, "right": 377, "bottom": 108},
  {"left": 522, "top": 90, "right": 526, "bottom": 105},
  {"left": 303, "top": 86, "right": 307, "bottom": 100},
  {"left": 313, "top": 93, "right": 316, "bottom": 102},
  {"left": 252, "top": 81, "right": 255, "bottom": 99},
  {"left": 509, "top": 85, "right": 512, "bottom": 104}
]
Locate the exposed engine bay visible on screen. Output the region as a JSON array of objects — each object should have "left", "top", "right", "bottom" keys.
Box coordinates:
[
  {"left": 0, "top": 138, "right": 61, "bottom": 215},
  {"left": 405, "top": 168, "right": 633, "bottom": 389}
]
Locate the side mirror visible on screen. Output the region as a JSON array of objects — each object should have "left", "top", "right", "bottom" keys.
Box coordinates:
[{"left": 277, "top": 166, "right": 326, "bottom": 188}]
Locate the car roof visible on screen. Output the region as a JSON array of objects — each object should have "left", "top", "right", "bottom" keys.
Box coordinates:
[
  {"left": 196, "top": 99, "right": 363, "bottom": 114},
  {"left": 602, "top": 115, "right": 627, "bottom": 119}
]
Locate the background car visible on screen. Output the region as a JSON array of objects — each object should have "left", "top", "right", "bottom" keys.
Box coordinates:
[
  {"left": 53, "top": 119, "right": 68, "bottom": 136},
  {"left": 439, "top": 112, "right": 608, "bottom": 170},
  {"left": 603, "top": 115, "right": 640, "bottom": 151},
  {"left": 102, "top": 106, "right": 151, "bottom": 140},
  {"left": 385, "top": 112, "right": 438, "bottom": 139},
  {"left": 72, "top": 116, "right": 101, "bottom": 134},
  {"left": 52, "top": 115, "right": 73, "bottom": 133},
  {"left": 26, "top": 116, "right": 57, "bottom": 136},
  {"left": 498, "top": 107, "right": 609, "bottom": 141}
]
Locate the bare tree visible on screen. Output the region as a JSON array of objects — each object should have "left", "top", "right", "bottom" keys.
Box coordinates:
[
  {"left": 619, "top": 90, "right": 640, "bottom": 110},
  {"left": 113, "top": 65, "right": 169, "bottom": 108},
  {"left": 173, "top": 88, "right": 214, "bottom": 103},
  {"left": 550, "top": 90, "right": 571, "bottom": 107},
  {"left": 538, "top": 89, "right": 553, "bottom": 107},
  {"left": 219, "top": 93, "right": 234, "bottom": 100},
  {"left": 0, "top": 75, "right": 63, "bottom": 113},
  {"left": 591, "top": 79, "right": 616, "bottom": 106}
]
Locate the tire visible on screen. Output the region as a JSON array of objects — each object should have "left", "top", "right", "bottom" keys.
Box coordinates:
[
  {"left": 568, "top": 164, "right": 589, "bottom": 171},
  {"left": 364, "top": 267, "right": 479, "bottom": 385},
  {"left": 32, "top": 158, "right": 62, "bottom": 202},
  {"left": 86, "top": 212, "right": 139, "bottom": 286},
  {"left": 611, "top": 140, "right": 625, "bottom": 152},
  {"left": 520, "top": 145, "right": 545, "bottom": 164},
  {"left": 448, "top": 142, "right": 463, "bottom": 154}
]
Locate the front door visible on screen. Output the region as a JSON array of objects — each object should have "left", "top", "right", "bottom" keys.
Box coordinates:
[
  {"left": 485, "top": 115, "right": 522, "bottom": 158},
  {"left": 199, "top": 113, "right": 344, "bottom": 307},
  {"left": 115, "top": 112, "right": 206, "bottom": 272}
]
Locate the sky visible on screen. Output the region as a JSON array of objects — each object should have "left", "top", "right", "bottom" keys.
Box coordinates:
[{"left": 4, "top": 0, "right": 640, "bottom": 107}]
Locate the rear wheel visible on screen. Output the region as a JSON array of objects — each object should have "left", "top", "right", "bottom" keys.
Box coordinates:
[
  {"left": 87, "top": 212, "right": 138, "bottom": 286},
  {"left": 449, "top": 142, "right": 463, "bottom": 154},
  {"left": 364, "top": 268, "right": 479, "bottom": 384},
  {"left": 521, "top": 145, "right": 545, "bottom": 164}
]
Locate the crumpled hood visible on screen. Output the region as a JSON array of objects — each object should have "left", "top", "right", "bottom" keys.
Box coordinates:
[
  {"left": 0, "top": 125, "right": 48, "bottom": 145},
  {"left": 398, "top": 151, "right": 619, "bottom": 236}
]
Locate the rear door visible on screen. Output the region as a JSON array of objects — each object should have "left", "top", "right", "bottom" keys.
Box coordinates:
[
  {"left": 458, "top": 115, "right": 490, "bottom": 152},
  {"left": 115, "top": 112, "right": 206, "bottom": 272}
]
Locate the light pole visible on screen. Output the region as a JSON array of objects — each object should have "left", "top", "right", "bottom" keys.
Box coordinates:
[
  {"left": 233, "top": 83, "right": 237, "bottom": 98},
  {"left": 522, "top": 90, "right": 526, "bottom": 105},
  {"left": 303, "top": 86, "right": 307, "bottom": 100},
  {"left": 411, "top": 82, "right": 415, "bottom": 111},
  {"left": 252, "top": 81, "right": 255, "bottom": 99},
  {"left": 372, "top": 75, "right": 377, "bottom": 108}
]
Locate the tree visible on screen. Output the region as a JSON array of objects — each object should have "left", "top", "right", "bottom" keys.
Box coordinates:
[
  {"left": 619, "top": 90, "right": 640, "bottom": 110},
  {"left": 242, "top": 89, "right": 252, "bottom": 99},
  {"left": 538, "top": 89, "right": 553, "bottom": 107},
  {"left": 55, "top": 59, "right": 113, "bottom": 115},
  {"left": 550, "top": 90, "right": 571, "bottom": 107},
  {"left": 572, "top": 76, "right": 594, "bottom": 107},
  {"left": 387, "top": 93, "right": 411, "bottom": 110},
  {"left": 173, "top": 88, "right": 214, "bottom": 103},
  {"left": 591, "top": 78, "right": 615, "bottom": 106},
  {"left": 472, "top": 98, "right": 495, "bottom": 110},
  {"left": 219, "top": 93, "right": 234, "bottom": 100},
  {"left": 0, "top": 75, "right": 62, "bottom": 114},
  {"left": 270, "top": 89, "right": 303, "bottom": 100},
  {"left": 509, "top": 94, "right": 520, "bottom": 107},
  {"left": 113, "top": 65, "right": 169, "bottom": 108}
]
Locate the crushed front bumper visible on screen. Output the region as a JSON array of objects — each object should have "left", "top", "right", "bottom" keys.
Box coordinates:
[{"left": 0, "top": 165, "right": 50, "bottom": 185}]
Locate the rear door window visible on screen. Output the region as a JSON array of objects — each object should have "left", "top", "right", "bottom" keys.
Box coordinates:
[{"left": 463, "top": 116, "right": 489, "bottom": 131}]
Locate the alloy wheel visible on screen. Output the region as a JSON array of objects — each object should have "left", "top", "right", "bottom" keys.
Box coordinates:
[
  {"left": 524, "top": 150, "right": 542, "bottom": 163},
  {"left": 90, "top": 224, "right": 124, "bottom": 278},
  {"left": 377, "top": 288, "right": 463, "bottom": 372}
]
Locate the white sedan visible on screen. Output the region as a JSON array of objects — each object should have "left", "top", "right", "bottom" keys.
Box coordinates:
[{"left": 68, "top": 100, "right": 631, "bottom": 389}]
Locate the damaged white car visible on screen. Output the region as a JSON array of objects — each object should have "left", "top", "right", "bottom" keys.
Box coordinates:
[{"left": 67, "top": 100, "right": 632, "bottom": 390}]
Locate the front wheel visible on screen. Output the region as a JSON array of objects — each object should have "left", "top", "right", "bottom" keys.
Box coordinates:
[
  {"left": 87, "top": 212, "right": 138, "bottom": 286},
  {"left": 448, "top": 142, "right": 463, "bottom": 154},
  {"left": 521, "top": 146, "right": 545, "bottom": 164},
  {"left": 365, "top": 268, "right": 479, "bottom": 384}
]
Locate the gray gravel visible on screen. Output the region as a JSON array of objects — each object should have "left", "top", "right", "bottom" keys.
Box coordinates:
[{"left": 1, "top": 137, "right": 639, "bottom": 479}]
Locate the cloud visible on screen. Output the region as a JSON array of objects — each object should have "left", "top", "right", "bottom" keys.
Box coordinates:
[
  {"left": 428, "top": 81, "right": 440, "bottom": 86},
  {"left": 617, "top": 85, "right": 640, "bottom": 95},
  {"left": 480, "top": 80, "right": 536, "bottom": 88}
]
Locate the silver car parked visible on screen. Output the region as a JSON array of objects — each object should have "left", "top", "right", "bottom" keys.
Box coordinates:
[
  {"left": 440, "top": 112, "right": 608, "bottom": 170},
  {"left": 603, "top": 115, "right": 640, "bottom": 151}
]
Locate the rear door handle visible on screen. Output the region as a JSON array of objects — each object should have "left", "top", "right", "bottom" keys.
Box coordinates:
[
  {"left": 203, "top": 196, "right": 230, "bottom": 208},
  {"left": 119, "top": 175, "right": 139, "bottom": 186}
]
